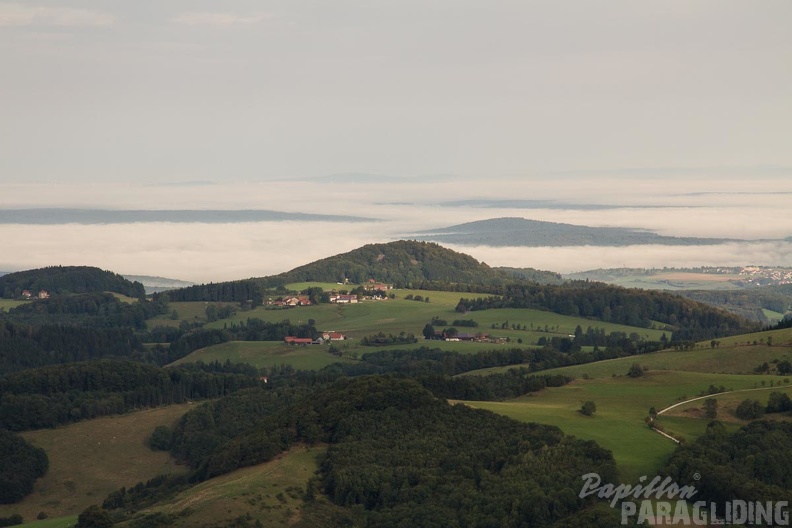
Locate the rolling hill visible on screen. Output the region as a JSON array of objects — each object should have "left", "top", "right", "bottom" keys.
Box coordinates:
[{"left": 0, "top": 266, "right": 145, "bottom": 299}]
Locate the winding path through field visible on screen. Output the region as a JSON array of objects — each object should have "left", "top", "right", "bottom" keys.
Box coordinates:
[{"left": 650, "top": 384, "right": 788, "bottom": 443}]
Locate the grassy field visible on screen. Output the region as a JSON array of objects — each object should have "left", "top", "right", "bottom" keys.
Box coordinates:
[
  {"left": 0, "top": 298, "right": 29, "bottom": 311},
  {"left": 148, "top": 301, "right": 239, "bottom": 328},
  {"left": 108, "top": 292, "right": 139, "bottom": 304},
  {"left": 170, "top": 286, "right": 669, "bottom": 370},
  {"left": 460, "top": 370, "right": 778, "bottom": 482},
  {"left": 17, "top": 515, "right": 77, "bottom": 528},
  {"left": 125, "top": 445, "right": 326, "bottom": 528},
  {"left": 461, "top": 328, "right": 792, "bottom": 378},
  {"left": 609, "top": 272, "right": 743, "bottom": 291},
  {"left": 0, "top": 405, "right": 193, "bottom": 522}
]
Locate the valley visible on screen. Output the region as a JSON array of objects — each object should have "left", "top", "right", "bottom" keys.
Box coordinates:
[{"left": 0, "top": 242, "right": 790, "bottom": 527}]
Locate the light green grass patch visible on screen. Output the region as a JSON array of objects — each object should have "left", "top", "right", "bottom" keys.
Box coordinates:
[
  {"left": 460, "top": 370, "right": 780, "bottom": 482},
  {"left": 466, "top": 340, "right": 792, "bottom": 379},
  {"left": 108, "top": 292, "right": 139, "bottom": 304},
  {"left": 148, "top": 301, "right": 238, "bottom": 328},
  {"left": 698, "top": 326, "right": 792, "bottom": 348},
  {"left": 0, "top": 299, "right": 29, "bottom": 311},
  {"left": 17, "top": 515, "right": 77, "bottom": 528},
  {"left": 762, "top": 309, "right": 786, "bottom": 324}
]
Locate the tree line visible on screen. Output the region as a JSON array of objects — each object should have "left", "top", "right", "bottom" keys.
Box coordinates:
[
  {"left": 2, "top": 292, "right": 168, "bottom": 329},
  {"left": 456, "top": 281, "right": 757, "bottom": 341},
  {"left": 0, "top": 429, "right": 48, "bottom": 504},
  {"left": 0, "top": 360, "right": 261, "bottom": 431},
  {"left": 662, "top": 420, "right": 792, "bottom": 504}
]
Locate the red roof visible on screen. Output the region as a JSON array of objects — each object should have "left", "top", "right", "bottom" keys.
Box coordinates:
[{"left": 284, "top": 336, "right": 313, "bottom": 344}]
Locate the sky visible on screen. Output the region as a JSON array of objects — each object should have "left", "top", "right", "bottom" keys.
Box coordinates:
[{"left": 1, "top": 1, "right": 792, "bottom": 281}]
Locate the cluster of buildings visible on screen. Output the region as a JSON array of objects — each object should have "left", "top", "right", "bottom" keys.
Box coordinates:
[
  {"left": 269, "top": 295, "right": 312, "bottom": 307},
  {"left": 738, "top": 266, "right": 792, "bottom": 286},
  {"left": 428, "top": 330, "right": 502, "bottom": 343},
  {"left": 267, "top": 280, "right": 393, "bottom": 308},
  {"left": 284, "top": 331, "right": 347, "bottom": 346},
  {"left": 21, "top": 289, "right": 50, "bottom": 299}
]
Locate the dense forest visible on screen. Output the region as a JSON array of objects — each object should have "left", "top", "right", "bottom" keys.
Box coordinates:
[
  {"left": 105, "top": 377, "right": 621, "bottom": 527},
  {"left": 662, "top": 420, "right": 792, "bottom": 504},
  {"left": 0, "top": 360, "right": 261, "bottom": 431},
  {"left": 1, "top": 292, "right": 168, "bottom": 329},
  {"left": 0, "top": 429, "right": 48, "bottom": 504},
  {"left": 678, "top": 284, "right": 792, "bottom": 323},
  {"left": 0, "top": 266, "right": 145, "bottom": 299},
  {"left": 0, "top": 321, "right": 146, "bottom": 375}
]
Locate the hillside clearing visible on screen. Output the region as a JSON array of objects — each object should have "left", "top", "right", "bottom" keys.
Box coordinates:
[{"left": 0, "top": 405, "right": 193, "bottom": 522}]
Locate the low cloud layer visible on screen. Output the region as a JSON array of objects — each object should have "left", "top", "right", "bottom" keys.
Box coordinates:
[
  {"left": 450, "top": 242, "right": 792, "bottom": 275},
  {"left": 0, "top": 3, "right": 115, "bottom": 27},
  {"left": 1, "top": 175, "right": 791, "bottom": 282},
  {"left": 0, "top": 222, "right": 388, "bottom": 282}
]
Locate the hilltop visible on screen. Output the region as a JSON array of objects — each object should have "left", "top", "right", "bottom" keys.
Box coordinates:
[
  {"left": 0, "top": 266, "right": 145, "bottom": 299},
  {"left": 276, "top": 240, "right": 508, "bottom": 286},
  {"left": 164, "top": 240, "right": 557, "bottom": 303}
]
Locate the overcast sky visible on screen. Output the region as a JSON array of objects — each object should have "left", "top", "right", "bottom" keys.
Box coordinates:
[
  {"left": 2, "top": 0, "right": 791, "bottom": 183},
  {"left": 2, "top": 2, "right": 792, "bottom": 280}
]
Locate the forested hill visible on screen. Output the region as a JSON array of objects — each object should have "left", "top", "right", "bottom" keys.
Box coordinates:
[
  {"left": 277, "top": 240, "right": 507, "bottom": 286},
  {"left": 164, "top": 240, "right": 521, "bottom": 302},
  {"left": 0, "top": 266, "right": 145, "bottom": 299}
]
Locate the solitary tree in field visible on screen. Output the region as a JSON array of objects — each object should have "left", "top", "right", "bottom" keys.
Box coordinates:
[
  {"left": 627, "top": 363, "right": 644, "bottom": 378},
  {"left": 580, "top": 401, "right": 597, "bottom": 416},
  {"left": 704, "top": 398, "right": 718, "bottom": 419},
  {"left": 76, "top": 505, "right": 113, "bottom": 528}
]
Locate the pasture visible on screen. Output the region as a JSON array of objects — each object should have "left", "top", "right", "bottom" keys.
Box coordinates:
[
  {"left": 172, "top": 285, "right": 670, "bottom": 370},
  {"left": 0, "top": 405, "right": 193, "bottom": 522},
  {"left": 461, "top": 370, "right": 783, "bottom": 482},
  {"left": 462, "top": 328, "right": 792, "bottom": 378}
]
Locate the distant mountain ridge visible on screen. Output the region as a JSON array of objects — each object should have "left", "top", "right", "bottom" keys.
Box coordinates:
[
  {"left": 0, "top": 208, "right": 376, "bottom": 225},
  {"left": 412, "top": 217, "right": 738, "bottom": 247}
]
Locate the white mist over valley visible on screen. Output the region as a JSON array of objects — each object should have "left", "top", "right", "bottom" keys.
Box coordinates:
[{"left": 2, "top": 170, "right": 791, "bottom": 282}]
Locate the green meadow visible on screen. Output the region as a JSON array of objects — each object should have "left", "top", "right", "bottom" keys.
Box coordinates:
[
  {"left": 0, "top": 299, "right": 28, "bottom": 311},
  {"left": 460, "top": 370, "right": 779, "bottom": 482},
  {"left": 17, "top": 515, "right": 77, "bottom": 528},
  {"left": 462, "top": 328, "right": 792, "bottom": 378},
  {"left": 169, "top": 285, "right": 669, "bottom": 370}
]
